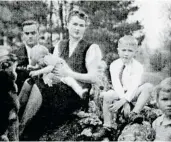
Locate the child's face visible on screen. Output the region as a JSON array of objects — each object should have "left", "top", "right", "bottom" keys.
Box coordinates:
[
  {"left": 157, "top": 88, "right": 171, "bottom": 117},
  {"left": 31, "top": 53, "right": 45, "bottom": 66},
  {"left": 117, "top": 44, "right": 137, "bottom": 64}
]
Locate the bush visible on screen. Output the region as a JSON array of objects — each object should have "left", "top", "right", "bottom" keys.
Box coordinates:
[{"left": 149, "top": 49, "right": 170, "bottom": 72}]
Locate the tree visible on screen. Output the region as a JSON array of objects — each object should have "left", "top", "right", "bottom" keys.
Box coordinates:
[{"left": 0, "top": 1, "right": 48, "bottom": 36}]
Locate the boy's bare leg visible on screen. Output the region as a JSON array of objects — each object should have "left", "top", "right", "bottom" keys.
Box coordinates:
[
  {"left": 19, "top": 84, "right": 42, "bottom": 136},
  {"left": 93, "top": 90, "right": 119, "bottom": 140},
  {"left": 102, "top": 90, "right": 119, "bottom": 127},
  {"left": 132, "top": 83, "right": 153, "bottom": 113}
]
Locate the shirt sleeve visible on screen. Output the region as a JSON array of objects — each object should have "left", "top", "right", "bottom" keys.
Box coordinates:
[
  {"left": 110, "top": 61, "right": 125, "bottom": 98},
  {"left": 124, "top": 64, "right": 144, "bottom": 102},
  {"left": 85, "top": 44, "right": 102, "bottom": 72}
]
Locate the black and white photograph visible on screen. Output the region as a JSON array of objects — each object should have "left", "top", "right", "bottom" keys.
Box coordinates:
[{"left": 0, "top": 0, "right": 171, "bottom": 141}]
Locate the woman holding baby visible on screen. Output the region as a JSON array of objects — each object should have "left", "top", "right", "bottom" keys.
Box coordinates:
[{"left": 19, "top": 9, "right": 102, "bottom": 138}]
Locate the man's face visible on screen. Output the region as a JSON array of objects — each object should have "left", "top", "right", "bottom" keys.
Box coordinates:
[
  {"left": 157, "top": 89, "right": 171, "bottom": 117},
  {"left": 23, "top": 24, "right": 39, "bottom": 47},
  {"left": 67, "top": 16, "right": 86, "bottom": 40},
  {"left": 117, "top": 44, "right": 137, "bottom": 64}
]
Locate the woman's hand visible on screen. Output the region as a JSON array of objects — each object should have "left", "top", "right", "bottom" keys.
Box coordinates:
[
  {"left": 27, "top": 65, "right": 38, "bottom": 71},
  {"left": 53, "top": 64, "right": 72, "bottom": 78},
  {"left": 109, "top": 98, "right": 127, "bottom": 113}
]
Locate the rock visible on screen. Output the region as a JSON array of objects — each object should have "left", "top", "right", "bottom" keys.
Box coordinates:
[{"left": 118, "top": 121, "right": 156, "bottom": 141}]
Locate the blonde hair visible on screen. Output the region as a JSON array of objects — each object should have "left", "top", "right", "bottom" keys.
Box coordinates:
[
  {"left": 154, "top": 77, "right": 171, "bottom": 100},
  {"left": 118, "top": 35, "right": 138, "bottom": 49},
  {"left": 30, "top": 45, "right": 49, "bottom": 65}
]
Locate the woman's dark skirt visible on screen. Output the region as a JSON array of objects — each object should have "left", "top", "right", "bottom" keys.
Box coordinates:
[{"left": 35, "top": 78, "right": 82, "bottom": 119}]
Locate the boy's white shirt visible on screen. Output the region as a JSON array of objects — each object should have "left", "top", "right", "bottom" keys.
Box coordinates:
[
  {"left": 53, "top": 40, "right": 102, "bottom": 72},
  {"left": 110, "top": 58, "right": 144, "bottom": 102},
  {"left": 152, "top": 114, "right": 171, "bottom": 141},
  {"left": 152, "top": 114, "right": 171, "bottom": 129}
]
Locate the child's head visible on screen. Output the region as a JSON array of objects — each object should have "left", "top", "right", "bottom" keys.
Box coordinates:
[
  {"left": 155, "top": 77, "right": 171, "bottom": 117},
  {"left": 117, "top": 35, "right": 138, "bottom": 64},
  {"left": 30, "top": 45, "right": 49, "bottom": 66}
]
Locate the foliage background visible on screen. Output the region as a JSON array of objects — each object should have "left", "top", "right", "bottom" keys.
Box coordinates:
[{"left": 0, "top": 0, "right": 170, "bottom": 75}]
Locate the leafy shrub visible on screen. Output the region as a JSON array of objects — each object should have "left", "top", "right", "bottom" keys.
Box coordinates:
[{"left": 149, "top": 50, "right": 169, "bottom": 72}]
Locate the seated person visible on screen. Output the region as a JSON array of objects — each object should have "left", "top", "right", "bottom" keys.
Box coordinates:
[
  {"left": 0, "top": 49, "right": 19, "bottom": 141},
  {"left": 93, "top": 35, "right": 153, "bottom": 140},
  {"left": 18, "top": 9, "right": 102, "bottom": 138},
  {"left": 24, "top": 45, "right": 88, "bottom": 99},
  {"left": 152, "top": 77, "right": 171, "bottom": 141}
]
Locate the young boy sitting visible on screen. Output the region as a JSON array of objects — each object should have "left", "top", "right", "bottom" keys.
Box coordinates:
[
  {"left": 93, "top": 35, "right": 153, "bottom": 139},
  {"left": 152, "top": 77, "right": 171, "bottom": 141},
  {"left": 28, "top": 45, "right": 88, "bottom": 99}
]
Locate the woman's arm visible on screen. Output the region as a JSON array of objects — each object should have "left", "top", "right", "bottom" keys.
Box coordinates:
[
  {"left": 69, "top": 69, "right": 97, "bottom": 84},
  {"left": 70, "top": 44, "right": 102, "bottom": 83},
  {"left": 54, "top": 44, "right": 102, "bottom": 84}
]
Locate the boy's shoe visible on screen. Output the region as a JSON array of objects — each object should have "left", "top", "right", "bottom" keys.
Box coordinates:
[
  {"left": 128, "top": 112, "right": 144, "bottom": 124},
  {"left": 92, "top": 127, "right": 111, "bottom": 141}
]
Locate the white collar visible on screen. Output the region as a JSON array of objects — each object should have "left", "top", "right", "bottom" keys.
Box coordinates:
[
  {"left": 159, "top": 114, "right": 171, "bottom": 126},
  {"left": 69, "top": 40, "right": 80, "bottom": 57},
  {"left": 24, "top": 43, "right": 40, "bottom": 49}
]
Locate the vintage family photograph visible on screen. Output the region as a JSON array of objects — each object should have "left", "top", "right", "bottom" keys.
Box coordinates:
[{"left": 0, "top": 0, "right": 171, "bottom": 141}]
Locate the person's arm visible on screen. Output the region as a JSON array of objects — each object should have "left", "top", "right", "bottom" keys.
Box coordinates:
[
  {"left": 69, "top": 44, "right": 102, "bottom": 84},
  {"left": 29, "top": 65, "right": 54, "bottom": 77},
  {"left": 110, "top": 61, "right": 125, "bottom": 99}
]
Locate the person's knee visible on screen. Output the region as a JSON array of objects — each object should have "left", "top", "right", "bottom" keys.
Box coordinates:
[
  {"left": 141, "top": 83, "right": 154, "bottom": 97},
  {"left": 31, "top": 84, "right": 42, "bottom": 101},
  {"left": 20, "top": 79, "right": 32, "bottom": 93},
  {"left": 24, "top": 78, "right": 31, "bottom": 85},
  {"left": 143, "top": 83, "right": 154, "bottom": 92},
  {"left": 103, "top": 90, "right": 116, "bottom": 103}
]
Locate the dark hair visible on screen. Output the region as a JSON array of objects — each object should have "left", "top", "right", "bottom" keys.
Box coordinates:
[
  {"left": 22, "top": 20, "right": 39, "bottom": 30},
  {"left": 0, "top": 53, "right": 17, "bottom": 70},
  {"left": 67, "top": 9, "right": 88, "bottom": 24}
]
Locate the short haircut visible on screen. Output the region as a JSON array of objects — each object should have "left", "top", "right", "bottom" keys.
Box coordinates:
[
  {"left": 30, "top": 45, "right": 49, "bottom": 65},
  {"left": 67, "top": 9, "right": 88, "bottom": 24},
  {"left": 118, "top": 35, "right": 138, "bottom": 49},
  {"left": 22, "top": 20, "right": 39, "bottom": 31},
  {"left": 155, "top": 77, "right": 171, "bottom": 100}
]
